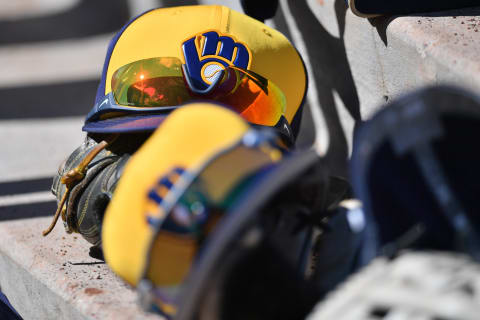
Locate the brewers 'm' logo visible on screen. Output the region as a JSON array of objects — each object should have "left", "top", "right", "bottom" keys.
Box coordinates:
[
  {"left": 145, "top": 167, "right": 185, "bottom": 228},
  {"left": 182, "top": 31, "right": 252, "bottom": 91}
]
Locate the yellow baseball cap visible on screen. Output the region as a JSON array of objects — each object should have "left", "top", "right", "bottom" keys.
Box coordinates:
[
  {"left": 83, "top": 5, "right": 306, "bottom": 141},
  {"left": 102, "top": 102, "right": 283, "bottom": 312}
]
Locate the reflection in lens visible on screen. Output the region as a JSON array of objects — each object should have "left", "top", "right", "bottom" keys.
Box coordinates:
[
  {"left": 111, "top": 57, "right": 287, "bottom": 127},
  {"left": 126, "top": 77, "right": 190, "bottom": 107}
]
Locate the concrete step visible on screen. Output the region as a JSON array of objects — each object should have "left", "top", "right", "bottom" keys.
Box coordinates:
[
  {"left": 0, "top": 216, "right": 162, "bottom": 320},
  {"left": 344, "top": 7, "right": 480, "bottom": 118},
  {"left": 2, "top": 2, "right": 480, "bottom": 319},
  {"left": 274, "top": 1, "right": 480, "bottom": 175}
]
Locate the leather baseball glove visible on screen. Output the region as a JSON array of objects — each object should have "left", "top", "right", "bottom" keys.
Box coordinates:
[{"left": 44, "top": 133, "right": 149, "bottom": 251}]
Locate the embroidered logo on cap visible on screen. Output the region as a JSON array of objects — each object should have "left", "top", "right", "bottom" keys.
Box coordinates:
[
  {"left": 182, "top": 31, "right": 252, "bottom": 91},
  {"left": 145, "top": 167, "right": 185, "bottom": 228}
]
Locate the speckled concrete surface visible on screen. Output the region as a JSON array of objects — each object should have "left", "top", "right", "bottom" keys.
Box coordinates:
[
  {"left": 0, "top": 216, "right": 163, "bottom": 320},
  {"left": 345, "top": 7, "right": 480, "bottom": 118},
  {"left": 281, "top": 3, "right": 480, "bottom": 177},
  {"left": 3, "top": 2, "right": 480, "bottom": 319}
]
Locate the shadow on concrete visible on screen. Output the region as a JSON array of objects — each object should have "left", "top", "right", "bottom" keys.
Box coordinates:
[
  {"left": 352, "top": 1, "right": 480, "bottom": 18},
  {"left": 369, "top": 7, "right": 480, "bottom": 46},
  {"left": 284, "top": 0, "right": 361, "bottom": 178},
  {"left": 0, "top": 0, "right": 130, "bottom": 44},
  {"left": 68, "top": 261, "right": 105, "bottom": 266},
  {"left": 273, "top": 7, "right": 316, "bottom": 150},
  {"left": 0, "top": 79, "right": 98, "bottom": 119},
  {"left": 0, "top": 201, "right": 55, "bottom": 221},
  {"left": 368, "top": 15, "right": 397, "bottom": 46},
  {"left": 161, "top": 0, "right": 199, "bottom": 6},
  {"left": 0, "top": 178, "right": 53, "bottom": 197}
]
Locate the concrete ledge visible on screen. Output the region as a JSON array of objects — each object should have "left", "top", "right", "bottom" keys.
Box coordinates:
[
  {"left": 0, "top": 217, "right": 162, "bottom": 320},
  {"left": 346, "top": 8, "right": 480, "bottom": 118},
  {"left": 3, "top": 4, "right": 480, "bottom": 319},
  {"left": 276, "top": 2, "right": 480, "bottom": 175}
]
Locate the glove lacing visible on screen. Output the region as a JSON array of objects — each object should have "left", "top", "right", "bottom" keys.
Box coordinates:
[{"left": 42, "top": 138, "right": 115, "bottom": 236}]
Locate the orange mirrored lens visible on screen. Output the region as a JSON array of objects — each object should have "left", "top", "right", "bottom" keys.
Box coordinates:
[
  {"left": 112, "top": 57, "right": 191, "bottom": 108},
  {"left": 111, "top": 57, "right": 287, "bottom": 127},
  {"left": 205, "top": 68, "right": 287, "bottom": 127},
  {"left": 126, "top": 77, "right": 190, "bottom": 107}
]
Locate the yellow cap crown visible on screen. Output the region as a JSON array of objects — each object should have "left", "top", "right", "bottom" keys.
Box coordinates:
[
  {"left": 104, "top": 5, "right": 306, "bottom": 124},
  {"left": 102, "top": 103, "right": 250, "bottom": 285}
]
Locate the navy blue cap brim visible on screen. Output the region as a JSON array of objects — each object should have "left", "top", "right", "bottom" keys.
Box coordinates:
[{"left": 82, "top": 114, "right": 167, "bottom": 133}]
